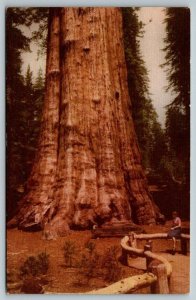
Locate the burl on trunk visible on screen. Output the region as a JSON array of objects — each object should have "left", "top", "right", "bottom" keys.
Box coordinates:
[{"left": 10, "top": 8, "right": 158, "bottom": 238}]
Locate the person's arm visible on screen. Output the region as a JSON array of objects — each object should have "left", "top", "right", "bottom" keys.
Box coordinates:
[{"left": 171, "top": 217, "right": 181, "bottom": 230}]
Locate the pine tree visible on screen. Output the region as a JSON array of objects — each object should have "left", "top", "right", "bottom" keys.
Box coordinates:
[
  {"left": 6, "top": 8, "right": 48, "bottom": 219},
  {"left": 122, "top": 8, "right": 164, "bottom": 171},
  {"left": 163, "top": 8, "right": 190, "bottom": 186},
  {"left": 34, "top": 68, "right": 45, "bottom": 91},
  {"left": 6, "top": 9, "right": 31, "bottom": 218},
  {"left": 25, "top": 65, "right": 34, "bottom": 90}
]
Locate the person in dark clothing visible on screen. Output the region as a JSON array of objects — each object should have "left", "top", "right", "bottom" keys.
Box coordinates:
[{"left": 168, "top": 211, "right": 182, "bottom": 255}]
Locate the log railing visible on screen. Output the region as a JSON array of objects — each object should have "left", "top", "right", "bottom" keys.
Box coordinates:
[
  {"left": 120, "top": 235, "right": 172, "bottom": 277},
  {"left": 87, "top": 273, "right": 157, "bottom": 294},
  {"left": 88, "top": 231, "right": 190, "bottom": 294},
  {"left": 126, "top": 232, "right": 190, "bottom": 255}
]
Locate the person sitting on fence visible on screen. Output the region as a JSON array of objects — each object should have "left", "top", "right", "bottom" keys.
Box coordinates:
[{"left": 167, "top": 211, "right": 182, "bottom": 255}]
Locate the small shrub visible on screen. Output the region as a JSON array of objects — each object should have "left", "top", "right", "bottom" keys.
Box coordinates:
[
  {"left": 79, "top": 251, "right": 102, "bottom": 283},
  {"left": 101, "top": 246, "right": 119, "bottom": 267},
  {"left": 37, "top": 252, "right": 50, "bottom": 274},
  {"left": 20, "top": 276, "right": 44, "bottom": 294},
  {"left": 101, "top": 246, "right": 124, "bottom": 283},
  {"left": 20, "top": 252, "right": 49, "bottom": 277},
  {"left": 79, "top": 244, "right": 124, "bottom": 285},
  {"left": 63, "top": 240, "right": 77, "bottom": 267},
  {"left": 104, "top": 263, "right": 123, "bottom": 283},
  {"left": 84, "top": 241, "right": 96, "bottom": 255}
]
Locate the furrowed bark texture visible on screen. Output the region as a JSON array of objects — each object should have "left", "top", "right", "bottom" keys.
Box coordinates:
[{"left": 14, "top": 8, "right": 158, "bottom": 238}]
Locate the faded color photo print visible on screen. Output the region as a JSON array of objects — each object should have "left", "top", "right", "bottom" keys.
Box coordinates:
[{"left": 6, "top": 7, "right": 190, "bottom": 294}]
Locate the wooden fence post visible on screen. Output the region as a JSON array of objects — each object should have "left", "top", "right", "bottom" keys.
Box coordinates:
[
  {"left": 121, "top": 247, "right": 128, "bottom": 265},
  {"left": 144, "top": 240, "right": 153, "bottom": 269},
  {"left": 148, "top": 261, "right": 169, "bottom": 294},
  {"left": 128, "top": 232, "right": 138, "bottom": 258}
]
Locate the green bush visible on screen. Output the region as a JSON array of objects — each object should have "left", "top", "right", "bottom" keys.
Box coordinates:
[
  {"left": 20, "top": 276, "right": 44, "bottom": 294},
  {"left": 79, "top": 251, "right": 102, "bottom": 283},
  {"left": 84, "top": 241, "right": 96, "bottom": 255},
  {"left": 101, "top": 246, "right": 123, "bottom": 282},
  {"left": 20, "top": 252, "right": 49, "bottom": 277},
  {"left": 63, "top": 240, "right": 77, "bottom": 267},
  {"left": 79, "top": 244, "right": 123, "bottom": 284}
]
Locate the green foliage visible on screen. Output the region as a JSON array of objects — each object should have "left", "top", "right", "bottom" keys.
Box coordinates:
[
  {"left": 63, "top": 241, "right": 77, "bottom": 267},
  {"left": 162, "top": 8, "right": 190, "bottom": 186},
  {"left": 166, "top": 106, "right": 188, "bottom": 159},
  {"left": 20, "top": 252, "right": 50, "bottom": 277},
  {"left": 6, "top": 7, "right": 48, "bottom": 27},
  {"left": 162, "top": 8, "right": 190, "bottom": 112},
  {"left": 84, "top": 241, "right": 96, "bottom": 255},
  {"left": 122, "top": 8, "right": 188, "bottom": 189},
  {"left": 79, "top": 244, "right": 123, "bottom": 284},
  {"left": 25, "top": 65, "right": 33, "bottom": 89},
  {"left": 122, "top": 8, "right": 164, "bottom": 170},
  {"left": 7, "top": 64, "right": 45, "bottom": 218},
  {"left": 79, "top": 251, "right": 102, "bottom": 283},
  {"left": 6, "top": 8, "right": 47, "bottom": 218},
  {"left": 6, "top": 9, "right": 30, "bottom": 216},
  {"left": 149, "top": 120, "right": 167, "bottom": 172},
  {"left": 34, "top": 68, "right": 45, "bottom": 91},
  {"left": 101, "top": 246, "right": 123, "bottom": 282},
  {"left": 21, "top": 277, "right": 44, "bottom": 294}
]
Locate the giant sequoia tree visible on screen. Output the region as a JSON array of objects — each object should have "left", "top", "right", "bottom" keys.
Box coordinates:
[{"left": 10, "top": 8, "right": 158, "bottom": 238}]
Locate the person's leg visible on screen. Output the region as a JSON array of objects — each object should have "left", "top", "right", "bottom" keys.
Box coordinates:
[{"left": 172, "top": 237, "right": 176, "bottom": 254}]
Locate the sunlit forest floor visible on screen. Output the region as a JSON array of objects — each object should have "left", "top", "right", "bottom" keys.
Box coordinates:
[{"left": 7, "top": 221, "right": 190, "bottom": 294}]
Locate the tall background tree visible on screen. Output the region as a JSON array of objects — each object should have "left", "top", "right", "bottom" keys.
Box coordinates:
[
  {"left": 6, "top": 8, "right": 48, "bottom": 219},
  {"left": 6, "top": 8, "right": 30, "bottom": 218},
  {"left": 122, "top": 8, "right": 166, "bottom": 173},
  {"left": 162, "top": 8, "right": 190, "bottom": 217}
]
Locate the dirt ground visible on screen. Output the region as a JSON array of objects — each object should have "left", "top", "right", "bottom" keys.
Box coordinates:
[{"left": 6, "top": 221, "right": 190, "bottom": 294}]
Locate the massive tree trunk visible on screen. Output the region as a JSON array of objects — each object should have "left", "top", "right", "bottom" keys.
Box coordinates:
[{"left": 10, "top": 8, "right": 158, "bottom": 238}]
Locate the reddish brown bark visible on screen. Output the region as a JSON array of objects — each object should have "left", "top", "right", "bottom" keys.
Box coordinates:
[{"left": 10, "top": 8, "right": 159, "bottom": 238}]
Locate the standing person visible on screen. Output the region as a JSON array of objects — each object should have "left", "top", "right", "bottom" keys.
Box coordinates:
[{"left": 167, "top": 211, "right": 182, "bottom": 255}]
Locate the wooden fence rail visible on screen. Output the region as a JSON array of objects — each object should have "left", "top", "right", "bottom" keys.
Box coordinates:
[
  {"left": 87, "top": 273, "right": 157, "bottom": 294},
  {"left": 88, "top": 231, "right": 190, "bottom": 294},
  {"left": 120, "top": 235, "right": 173, "bottom": 277}
]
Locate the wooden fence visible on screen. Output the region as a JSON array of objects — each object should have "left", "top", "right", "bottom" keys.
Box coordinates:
[{"left": 88, "top": 231, "right": 190, "bottom": 294}]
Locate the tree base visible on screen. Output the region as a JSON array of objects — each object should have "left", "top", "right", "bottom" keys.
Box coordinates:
[{"left": 92, "top": 220, "right": 145, "bottom": 238}]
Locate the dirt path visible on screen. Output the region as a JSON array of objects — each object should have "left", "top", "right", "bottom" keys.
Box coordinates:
[
  {"left": 128, "top": 251, "right": 189, "bottom": 294},
  {"left": 163, "top": 252, "right": 189, "bottom": 293},
  {"left": 149, "top": 222, "right": 190, "bottom": 293}
]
